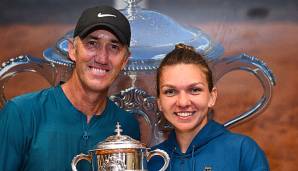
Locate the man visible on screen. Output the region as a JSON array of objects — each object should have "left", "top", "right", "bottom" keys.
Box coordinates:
[{"left": 0, "top": 5, "right": 140, "bottom": 171}]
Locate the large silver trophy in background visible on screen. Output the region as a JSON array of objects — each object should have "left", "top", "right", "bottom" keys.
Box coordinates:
[{"left": 0, "top": 0, "right": 275, "bottom": 145}]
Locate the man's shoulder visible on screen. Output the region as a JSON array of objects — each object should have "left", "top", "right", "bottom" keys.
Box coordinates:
[
  {"left": 1, "top": 86, "right": 60, "bottom": 116},
  {"left": 0, "top": 86, "right": 60, "bottom": 128},
  {"left": 10, "top": 86, "right": 57, "bottom": 106},
  {"left": 107, "top": 99, "right": 134, "bottom": 117}
]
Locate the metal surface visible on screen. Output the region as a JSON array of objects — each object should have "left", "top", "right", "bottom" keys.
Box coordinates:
[
  {"left": 94, "top": 122, "right": 146, "bottom": 149},
  {"left": 110, "top": 87, "right": 163, "bottom": 145},
  {"left": 211, "top": 53, "right": 276, "bottom": 127},
  {"left": 71, "top": 123, "right": 170, "bottom": 171},
  {"left": 0, "top": 55, "right": 57, "bottom": 108}
]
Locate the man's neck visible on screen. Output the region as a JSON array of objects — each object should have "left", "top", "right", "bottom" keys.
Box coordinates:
[{"left": 61, "top": 77, "right": 108, "bottom": 123}]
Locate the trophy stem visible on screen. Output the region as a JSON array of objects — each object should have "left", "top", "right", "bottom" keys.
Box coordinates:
[{"left": 128, "top": 72, "right": 137, "bottom": 88}]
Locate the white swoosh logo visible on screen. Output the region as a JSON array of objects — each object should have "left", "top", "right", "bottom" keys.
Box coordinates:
[{"left": 97, "top": 13, "right": 116, "bottom": 18}]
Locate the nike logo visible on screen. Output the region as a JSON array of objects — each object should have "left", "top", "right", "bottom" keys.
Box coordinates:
[{"left": 97, "top": 13, "right": 116, "bottom": 18}]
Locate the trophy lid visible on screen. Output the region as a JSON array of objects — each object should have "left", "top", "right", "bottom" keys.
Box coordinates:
[
  {"left": 121, "top": 0, "right": 223, "bottom": 60},
  {"left": 92, "top": 122, "right": 146, "bottom": 150},
  {"left": 43, "top": 0, "right": 223, "bottom": 71}
]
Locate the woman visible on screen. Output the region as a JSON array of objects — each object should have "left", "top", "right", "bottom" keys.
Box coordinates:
[{"left": 148, "top": 44, "right": 269, "bottom": 171}]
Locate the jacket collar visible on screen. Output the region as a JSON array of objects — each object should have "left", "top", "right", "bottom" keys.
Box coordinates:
[{"left": 164, "top": 120, "right": 227, "bottom": 156}]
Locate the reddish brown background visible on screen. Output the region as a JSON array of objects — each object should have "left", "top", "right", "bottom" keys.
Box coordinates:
[{"left": 0, "top": 1, "right": 297, "bottom": 170}]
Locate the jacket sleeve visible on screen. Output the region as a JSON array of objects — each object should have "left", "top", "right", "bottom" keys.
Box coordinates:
[
  {"left": 240, "top": 136, "right": 270, "bottom": 171},
  {"left": 0, "top": 101, "right": 27, "bottom": 171}
]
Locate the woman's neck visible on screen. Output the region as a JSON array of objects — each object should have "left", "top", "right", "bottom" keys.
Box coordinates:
[
  {"left": 175, "top": 120, "right": 207, "bottom": 153},
  {"left": 175, "top": 131, "right": 197, "bottom": 153}
]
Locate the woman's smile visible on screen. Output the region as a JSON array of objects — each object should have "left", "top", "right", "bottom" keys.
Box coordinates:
[{"left": 174, "top": 111, "right": 195, "bottom": 117}]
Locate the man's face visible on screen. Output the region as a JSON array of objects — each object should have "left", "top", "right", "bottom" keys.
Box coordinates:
[{"left": 68, "top": 29, "right": 130, "bottom": 93}]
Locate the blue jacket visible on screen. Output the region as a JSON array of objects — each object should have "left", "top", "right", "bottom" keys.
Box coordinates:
[{"left": 148, "top": 120, "right": 269, "bottom": 171}]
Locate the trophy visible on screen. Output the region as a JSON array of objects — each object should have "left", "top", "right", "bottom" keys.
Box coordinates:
[{"left": 71, "top": 122, "right": 170, "bottom": 171}]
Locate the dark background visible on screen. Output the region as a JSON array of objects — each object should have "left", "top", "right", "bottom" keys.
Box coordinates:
[{"left": 1, "top": 0, "right": 298, "bottom": 170}]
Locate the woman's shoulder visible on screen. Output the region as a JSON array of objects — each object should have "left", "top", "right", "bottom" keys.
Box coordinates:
[
  {"left": 221, "top": 130, "right": 261, "bottom": 146},
  {"left": 219, "top": 130, "right": 268, "bottom": 164},
  {"left": 223, "top": 132, "right": 269, "bottom": 170},
  {"left": 150, "top": 133, "right": 176, "bottom": 154}
]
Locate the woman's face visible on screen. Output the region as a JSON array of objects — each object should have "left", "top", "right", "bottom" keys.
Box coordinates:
[{"left": 158, "top": 63, "right": 217, "bottom": 134}]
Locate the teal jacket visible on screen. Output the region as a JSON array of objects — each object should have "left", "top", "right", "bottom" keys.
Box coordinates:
[
  {"left": 0, "top": 85, "right": 140, "bottom": 171},
  {"left": 148, "top": 120, "right": 269, "bottom": 171}
]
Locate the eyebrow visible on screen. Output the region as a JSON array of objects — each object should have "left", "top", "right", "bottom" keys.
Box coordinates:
[
  {"left": 86, "top": 35, "right": 122, "bottom": 44},
  {"left": 160, "top": 82, "right": 206, "bottom": 89},
  {"left": 189, "top": 82, "right": 205, "bottom": 87}
]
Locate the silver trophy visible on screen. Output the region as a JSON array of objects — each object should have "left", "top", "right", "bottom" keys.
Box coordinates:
[{"left": 71, "top": 122, "right": 169, "bottom": 171}]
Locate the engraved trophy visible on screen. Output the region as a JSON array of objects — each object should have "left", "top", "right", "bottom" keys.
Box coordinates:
[{"left": 71, "top": 122, "right": 169, "bottom": 171}]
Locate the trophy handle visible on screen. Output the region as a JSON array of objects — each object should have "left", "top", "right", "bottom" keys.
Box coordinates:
[
  {"left": 147, "top": 149, "right": 170, "bottom": 171},
  {"left": 212, "top": 53, "right": 276, "bottom": 127},
  {"left": 0, "top": 55, "right": 58, "bottom": 108},
  {"left": 71, "top": 153, "right": 92, "bottom": 171}
]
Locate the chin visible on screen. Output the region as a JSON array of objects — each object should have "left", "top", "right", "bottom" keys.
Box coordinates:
[
  {"left": 175, "top": 121, "right": 205, "bottom": 132},
  {"left": 175, "top": 127, "right": 197, "bottom": 133},
  {"left": 87, "top": 81, "right": 110, "bottom": 92}
]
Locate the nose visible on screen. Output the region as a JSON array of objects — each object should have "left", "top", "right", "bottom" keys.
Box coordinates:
[
  {"left": 176, "top": 92, "right": 191, "bottom": 107},
  {"left": 94, "top": 45, "right": 108, "bottom": 64}
]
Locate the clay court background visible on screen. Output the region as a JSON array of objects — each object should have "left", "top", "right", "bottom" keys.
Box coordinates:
[{"left": 0, "top": 0, "right": 297, "bottom": 170}]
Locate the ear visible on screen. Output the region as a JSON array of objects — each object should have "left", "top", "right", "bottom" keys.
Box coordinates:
[
  {"left": 157, "top": 98, "right": 163, "bottom": 112},
  {"left": 68, "top": 39, "right": 77, "bottom": 62},
  {"left": 208, "top": 87, "right": 217, "bottom": 108}
]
